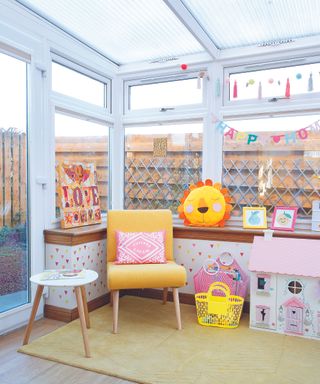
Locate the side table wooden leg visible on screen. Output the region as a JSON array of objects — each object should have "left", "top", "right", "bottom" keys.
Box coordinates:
[
  {"left": 173, "top": 288, "right": 182, "bottom": 331},
  {"left": 75, "top": 286, "right": 91, "bottom": 358},
  {"left": 80, "top": 285, "right": 90, "bottom": 329},
  {"left": 22, "top": 285, "right": 44, "bottom": 345}
]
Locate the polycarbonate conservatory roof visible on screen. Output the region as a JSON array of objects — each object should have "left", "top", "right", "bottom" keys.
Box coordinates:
[
  {"left": 18, "top": 0, "right": 320, "bottom": 65},
  {"left": 18, "top": 0, "right": 205, "bottom": 65},
  {"left": 183, "top": 0, "right": 320, "bottom": 49}
]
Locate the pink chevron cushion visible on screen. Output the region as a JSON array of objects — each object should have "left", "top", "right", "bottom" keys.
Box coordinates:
[{"left": 115, "top": 231, "right": 166, "bottom": 264}]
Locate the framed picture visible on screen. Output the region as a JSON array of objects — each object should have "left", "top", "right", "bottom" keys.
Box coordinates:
[
  {"left": 271, "top": 206, "right": 298, "bottom": 232},
  {"left": 57, "top": 161, "right": 102, "bottom": 229},
  {"left": 243, "top": 207, "right": 267, "bottom": 229}
]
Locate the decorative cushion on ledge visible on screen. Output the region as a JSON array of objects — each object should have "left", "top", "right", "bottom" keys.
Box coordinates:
[{"left": 115, "top": 230, "right": 166, "bottom": 264}]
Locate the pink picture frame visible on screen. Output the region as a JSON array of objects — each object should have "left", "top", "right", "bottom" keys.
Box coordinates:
[{"left": 271, "top": 206, "right": 298, "bottom": 231}]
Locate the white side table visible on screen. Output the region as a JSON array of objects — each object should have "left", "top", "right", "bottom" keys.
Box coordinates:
[{"left": 22, "top": 270, "right": 98, "bottom": 358}]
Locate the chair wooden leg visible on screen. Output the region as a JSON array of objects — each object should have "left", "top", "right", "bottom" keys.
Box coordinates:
[
  {"left": 22, "top": 285, "right": 44, "bottom": 345},
  {"left": 163, "top": 288, "right": 168, "bottom": 304},
  {"left": 173, "top": 288, "right": 182, "bottom": 330},
  {"left": 80, "top": 285, "right": 90, "bottom": 329},
  {"left": 75, "top": 287, "right": 91, "bottom": 357},
  {"left": 112, "top": 290, "right": 119, "bottom": 334}
]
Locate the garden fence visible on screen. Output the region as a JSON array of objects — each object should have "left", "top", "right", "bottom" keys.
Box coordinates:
[
  {"left": 0, "top": 128, "right": 26, "bottom": 228},
  {"left": 1, "top": 130, "right": 319, "bottom": 227}
]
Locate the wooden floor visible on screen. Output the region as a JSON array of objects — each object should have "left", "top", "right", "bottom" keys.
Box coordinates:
[{"left": 0, "top": 318, "right": 135, "bottom": 384}]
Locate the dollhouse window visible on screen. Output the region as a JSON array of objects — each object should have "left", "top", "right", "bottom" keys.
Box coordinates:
[
  {"left": 256, "top": 274, "right": 271, "bottom": 293},
  {"left": 256, "top": 305, "right": 270, "bottom": 324},
  {"left": 288, "top": 280, "right": 303, "bottom": 294}
]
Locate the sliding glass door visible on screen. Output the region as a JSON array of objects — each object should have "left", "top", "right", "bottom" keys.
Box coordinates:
[{"left": 0, "top": 51, "right": 29, "bottom": 314}]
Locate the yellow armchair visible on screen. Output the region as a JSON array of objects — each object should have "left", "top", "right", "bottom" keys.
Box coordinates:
[{"left": 107, "top": 209, "right": 187, "bottom": 333}]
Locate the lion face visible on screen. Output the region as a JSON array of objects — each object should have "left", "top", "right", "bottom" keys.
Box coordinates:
[{"left": 183, "top": 185, "right": 226, "bottom": 226}]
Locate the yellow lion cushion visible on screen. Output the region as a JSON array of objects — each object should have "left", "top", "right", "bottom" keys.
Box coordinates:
[{"left": 178, "top": 179, "right": 232, "bottom": 227}]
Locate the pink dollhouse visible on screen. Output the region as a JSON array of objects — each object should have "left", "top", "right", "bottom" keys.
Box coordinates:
[{"left": 249, "top": 236, "right": 320, "bottom": 339}]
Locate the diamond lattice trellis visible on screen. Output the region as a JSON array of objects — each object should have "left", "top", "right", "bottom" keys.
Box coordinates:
[
  {"left": 124, "top": 155, "right": 202, "bottom": 212},
  {"left": 223, "top": 157, "right": 320, "bottom": 217}
]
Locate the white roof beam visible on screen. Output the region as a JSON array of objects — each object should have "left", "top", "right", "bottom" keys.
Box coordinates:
[{"left": 163, "top": 0, "right": 220, "bottom": 60}]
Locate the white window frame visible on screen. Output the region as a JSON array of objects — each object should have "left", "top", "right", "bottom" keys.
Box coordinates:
[
  {"left": 220, "top": 109, "right": 320, "bottom": 229},
  {"left": 51, "top": 52, "right": 112, "bottom": 114},
  {"left": 121, "top": 68, "right": 211, "bottom": 214},
  {"left": 218, "top": 52, "right": 320, "bottom": 230},
  {"left": 0, "top": 0, "right": 118, "bottom": 335},
  {"left": 124, "top": 70, "right": 208, "bottom": 117},
  {"left": 223, "top": 55, "right": 320, "bottom": 108},
  {"left": 0, "top": 20, "right": 46, "bottom": 335},
  {"left": 49, "top": 54, "right": 114, "bottom": 225},
  {"left": 123, "top": 118, "right": 204, "bottom": 212}
]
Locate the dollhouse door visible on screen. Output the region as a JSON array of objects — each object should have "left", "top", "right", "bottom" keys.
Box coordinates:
[{"left": 285, "top": 306, "right": 303, "bottom": 334}]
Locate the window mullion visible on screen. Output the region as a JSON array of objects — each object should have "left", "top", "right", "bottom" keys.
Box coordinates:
[{"left": 203, "top": 62, "right": 223, "bottom": 182}]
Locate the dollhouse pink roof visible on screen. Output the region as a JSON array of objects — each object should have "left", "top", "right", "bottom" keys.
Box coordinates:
[{"left": 249, "top": 236, "right": 320, "bottom": 278}]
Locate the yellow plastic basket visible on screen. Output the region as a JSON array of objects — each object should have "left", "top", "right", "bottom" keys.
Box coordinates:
[{"left": 195, "top": 282, "right": 244, "bottom": 328}]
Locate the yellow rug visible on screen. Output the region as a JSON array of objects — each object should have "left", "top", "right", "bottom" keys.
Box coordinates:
[{"left": 19, "top": 296, "right": 320, "bottom": 384}]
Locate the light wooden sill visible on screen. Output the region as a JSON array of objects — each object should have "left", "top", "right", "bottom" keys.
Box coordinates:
[{"left": 44, "top": 220, "right": 320, "bottom": 245}]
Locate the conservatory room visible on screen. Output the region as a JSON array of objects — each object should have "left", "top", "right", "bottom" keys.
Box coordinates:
[{"left": 1, "top": 0, "right": 320, "bottom": 383}]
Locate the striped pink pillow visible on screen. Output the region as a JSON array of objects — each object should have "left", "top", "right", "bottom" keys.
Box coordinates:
[{"left": 115, "top": 231, "right": 166, "bottom": 264}]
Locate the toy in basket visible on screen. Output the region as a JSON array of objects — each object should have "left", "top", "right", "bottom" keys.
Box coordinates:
[
  {"left": 193, "top": 253, "right": 249, "bottom": 299},
  {"left": 195, "top": 282, "right": 244, "bottom": 328}
]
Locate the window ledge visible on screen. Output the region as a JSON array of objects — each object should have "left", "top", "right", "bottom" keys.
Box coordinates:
[
  {"left": 44, "top": 220, "right": 320, "bottom": 246},
  {"left": 173, "top": 224, "right": 320, "bottom": 243},
  {"left": 44, "top": 221, "right": 107, "bottom": 246}
]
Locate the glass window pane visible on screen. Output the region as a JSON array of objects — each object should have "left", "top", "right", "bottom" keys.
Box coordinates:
[
  {"left": 52, "top": 62, "right": 106, "bottom": 107},
  {"left": 55, "top": 113, "right": 109, "bottom": 217},
  {"left": 229, "top": 62, "right": 320, "bottom": 101},
  {"left": 129, "top": 78, "right": 202, "bottom": 110},
  {"left": 124, "top": 122, "right": 202, "bottom": 212},
  {"left": 0, "top": 52, "right": 29, "bottom": 313},
  {"left": 222, "top": 115, "right": 320, "bottom": 219}
]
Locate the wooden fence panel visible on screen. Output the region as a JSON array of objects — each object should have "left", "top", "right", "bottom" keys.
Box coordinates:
[
  {"left": 0, "top": 129, "right": 26, "bottom": 228},
  {"left": 0, "top": 130, "right": 3, "bottom": 227},
  {"left": 12, "top": 131, "right": 20, "bottom": 224},
  {"left": 4, "top": 130, "right": 12, "bottom": 226}
]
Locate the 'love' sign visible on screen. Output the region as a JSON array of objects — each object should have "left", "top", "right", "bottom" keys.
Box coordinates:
[{"left": 57, "top": 162, "right": 102, "bottom": 228}]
